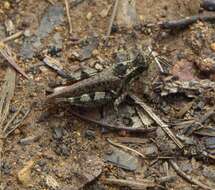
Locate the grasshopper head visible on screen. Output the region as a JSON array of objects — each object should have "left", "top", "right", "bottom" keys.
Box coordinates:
[{"left": 113, "top": 51, "right": 149, "bottom": 78}]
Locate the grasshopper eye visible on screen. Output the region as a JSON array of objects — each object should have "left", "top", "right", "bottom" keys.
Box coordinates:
[{"left": 113, "top": 63, "right": 128, "bottom": 76}]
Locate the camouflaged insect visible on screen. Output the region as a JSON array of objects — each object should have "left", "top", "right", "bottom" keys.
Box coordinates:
[{"left": 47, "top": 52, "right": 149, "bottom": 107}]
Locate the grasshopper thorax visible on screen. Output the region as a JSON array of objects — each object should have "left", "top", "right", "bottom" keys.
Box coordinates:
[{"left": 113, "top": 53, "right": 149, "bottom": 79}]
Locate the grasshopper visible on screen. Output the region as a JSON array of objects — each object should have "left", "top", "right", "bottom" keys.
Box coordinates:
[{"left": 46, "top": 51, "right": 149, "bottom": 109}]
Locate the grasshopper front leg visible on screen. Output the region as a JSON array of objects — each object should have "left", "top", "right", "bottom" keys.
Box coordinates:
[{"left": 113, "top": 92, "right": 128, "bottom": 114}]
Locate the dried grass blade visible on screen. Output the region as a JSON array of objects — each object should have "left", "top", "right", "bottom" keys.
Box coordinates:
[{"left": 0, "top": 42, "right": 29, "bottom": 79}]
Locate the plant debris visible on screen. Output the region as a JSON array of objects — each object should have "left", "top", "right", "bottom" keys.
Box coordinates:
[{"left": 2, "top": 1, "right": 215, "bottom": 189}]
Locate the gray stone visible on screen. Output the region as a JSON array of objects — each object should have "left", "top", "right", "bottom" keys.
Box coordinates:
[
  {"left": 53, "top": 127, "right": 63, "bottom": 139},
  {"left": 51, "top": 33, "right": 63, "bottom": 49},
  {"left": 20, "top": 4, "right": 64, "bottom": 59},
  {"left": 20, "top": 135, "right": 40, "bottom": 145},
  {"left": 20, "top": 38, "right": 35, "bottom": 59},
  {"left": 144, "top": 144, "right": 158, "bottom": 156},
  {"left": 78, "top": 37, "right": 99, "bottom": 61},
  {"left": 104, "top": 147, "right": 138, "bottom": 171},
  {"left": 36, "top": 5, "right": 64, "bottom": 39}
]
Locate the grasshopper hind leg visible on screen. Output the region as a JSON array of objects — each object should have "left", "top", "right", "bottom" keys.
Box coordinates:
[{"left": 61, "top": 92, "right": 116, "bottom": 107}]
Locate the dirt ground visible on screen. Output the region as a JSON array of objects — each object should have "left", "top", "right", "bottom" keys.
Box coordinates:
[{"left": 1, "top": 0, "right": 215, "bottom": 189}]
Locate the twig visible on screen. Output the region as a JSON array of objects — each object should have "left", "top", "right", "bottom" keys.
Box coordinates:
[
  {"left": 201, "top": 0, "right": 215, "bottom": 11},
  {"left": 105, "top": 0, "right": 119, "bottom": 45},
  {"left": 0, "top": 42, "right": 29, "bottom": 79},
  {"left": 129, "top": 94, "right": 184, "bottom": 149},
  {"left": 159, "top": 15, "right": 215, "bottom": 30},
  {"left": 0, "top": 68, "right": 16, "bottom": 185},
  {"left": 156, "top": 175, "right": 177, "bottom": 184},
  {"left": 65, "top": 0, "right": 73, "bottom": 34},
  {"left": 148, "top": 47, "right": 164, "bottom": 73},
  {"left": 102, "top": 178, "right": 163, "bottom": 189},
  {"left": 46, "top": 0, "right": 54, "bottom": 5},
  {"left": 0, "top": 69, "right": 16, "bottom": 128},
  {"left": 175, "top": 101, "right": 194, "bottom": 118},
  {"left": 183, "top": 105, "right": 215, "bottom": 135},
  {"left": 169, "top": 160, "right": 213, "bottom": 190},
  {"left": 116, "top": 137, "right": 148, "bottom": 144},
  {"left": 207, "top": 153, "right": 215, "bottom": 160},
  {"left": 2, "top": 31, "right": 24, "bottom": 43},
  {"left": 70, "top": 110, "right": 156, "bottom": 133},
  {"left": 136, "top": 106, "right": 153, "bottom": 128},
  {"left": 70, "top": 0, "right": 86, "bottom": 7},
  {"left": 107, "top": 138, "right": 146, "bottom": 159},
  {"left": 4, "top": 106, "right": 31, "bottom": 138},
  {"left": 199, "top": 106, "right": 215, "bottom": 123},
  {"left": 43, "top": 55, "right": 71, "bottom": 78},
  {"left": 3, "top": 104, "right": 23, "bottom": 133}
]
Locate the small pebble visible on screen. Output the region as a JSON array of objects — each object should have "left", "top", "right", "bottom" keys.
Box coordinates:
[
  {"left": 84, "top": 129, "right": 96, "bottom": 140},
  {"left": 92, "top": 49, "right": 99, "bottom": 56},
  {"left": 89, "top": 60, "right": 96, "bottom": 68},
  {"left": 4, "top": 1, "right": 10, "bottom": 9},
  {"left": 1, "top": 162, "right": 11, "bottom": 175},
  {"left": 5, "top": 19, "right": 15, "bottom": 35},
  {"left": 37, "top": 160, "right": 46, "bottom": 167},
  {"left": 14, "top": 129, "right": 21, "bottom": 135},
  {"left": 95, "top": 63, "right": 103, "bottom": 71},
  {"left": 60, "top": 145, "right": 70, "bottom": 156},
  {"left": 139, "top": 15, "right": 144, "bottom": 21},
  {"left": 24, "top": 29, "right": 31, "bottom": 37},
  {"left": 17, "top": 160, "right": 34, "bottom": 186},
  {"left": 211, "top": 43, "right": 215, "bottom": 52},
  {"left": 53, "top": 127, "right": 63, "bottom": 139},
  {"left": 86, "top": 12, "right": 93, "bottom": 20},
  {"left": 100, "top": 8, "right": 110, "bottom": 18},
  {"left": 10, "top": 106, "right": 17, "bottom": 113}
]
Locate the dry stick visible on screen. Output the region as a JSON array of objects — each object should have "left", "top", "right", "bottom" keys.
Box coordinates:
[
  {"left": 0, "top": 73, "right": 9, "bottom": 186},
  {"left": 0, "top": 69, "right": 16, "bottom": 185},
  {"left": 0, "top": 69, "right": 16, "bottom": 128},
  {"left": 129, "top": 94, "right": 184, "bottom": 149},
  {"left": 65, "top": 0, "right": 73, "bottom": 34},
  {"left": 207, "top": 153, "right": 215, "bottom": 160},
  {"left": 107, "top": 138, "right": 146, "bottom": 159},
  {"left": 184, "top": 105, "right": 215, "bottom": 135},
  {"left": 3, "top": 104, "right": 23, "bottom": 133},
  {"left": 136, "top": 107, "right": 152, "bottom": 128},
  {"left": 43, "top": 55, "right": 70, "bottom": 78},
  {"left": 103, "top": 178, "right": 163, "bottom": 189},
  {"left": 46, "top": 0, "right": 54, "bottom": 5},
  {"left": 105, "top": 0, "right": 119, "bottom": 45},
  {"left": 160, "top": 15, "right": 215, "bottom": 30},
  {"left": 0, "top": 74, "right": 9, "bottom": 121},
  {"left": 4, "top": 107, "right": 31, "bottom": 138},
  {"left": 116, "top": 137, "right": 149, "bottom": 144},
  {"left": 148, "top": 47, "right": 164, "bottom": 73},
  {"left": 169, "top": 160, "right": 213, "bottom": 190},
  {"left": 70, "top": 0, "right": 86, "bottom": 7},
  {"left": 0, "top": 42, "right": 29, "bottom": 79},
  {"left": 2, "top": 31, "right": 24, "bottom": 43},
  {"left": 70, "top": 110, "right": 156, "bottom": 133}
]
